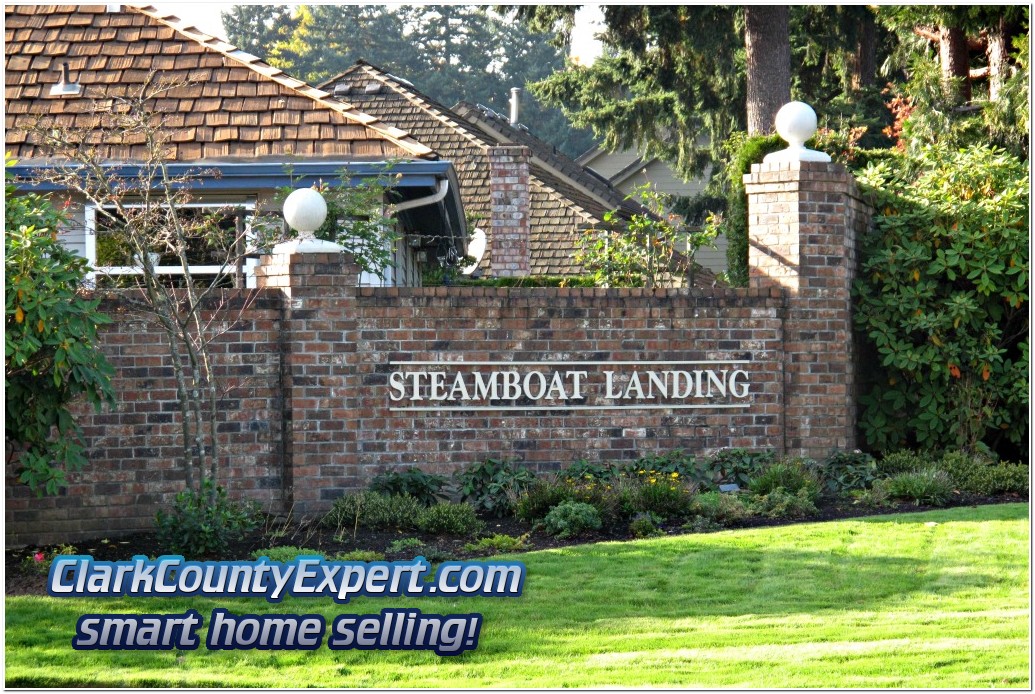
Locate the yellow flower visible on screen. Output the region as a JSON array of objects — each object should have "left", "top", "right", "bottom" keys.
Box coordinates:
[
  {"left": 649, "top": 478, "right": 657, "bottom": 485},
  {"left": 670, "top": 472, "right": 679, "bottom": 479},
  {"left": 638, "top": 469, "right": 645, "bottom": 475}
]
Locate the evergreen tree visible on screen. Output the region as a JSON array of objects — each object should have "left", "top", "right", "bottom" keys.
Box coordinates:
[{"left": 222, "top": 5, "right": 594, "bottom": 157}]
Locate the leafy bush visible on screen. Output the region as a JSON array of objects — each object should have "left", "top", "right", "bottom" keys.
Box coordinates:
[
  {"left": 416, "top": 502, "right": 485, "bottom": 537},
  {"left": 456, "top": 459, "right": 536, "bottom": 518},
  {"left": 818, "top": 450, "right": 879, "bottom": 494},
  {"left": 877, "top": 450, "right": 934, "bottom": 477},
  {"left": 854, "top": 143, "right": 1028, "bottom": 455},
  {"left": 560, "top": 459, "right": 618, "bottom": 482},
  {"left": 688, "top": 491, "right": 753, "bottom": 526},
  {"left": 463, "top": 533, "right": 530, "bottom": 555},
  {"left": 748, "top": 460, "right": 821, "bottom": 501},
  {"left": 6, "top": 161, "right": 116, "bottom": 495},
  {"left": 542, "top": 501, "right": 602, "bottom": 539},
  {"left": 514, "top": 479, "right": 574, "bottom": 523},
  {"left": 750, "top": 488, "right": 819, "bottom": 519},
  {"left": 707, "top": 448, "right": 778, "bottom": 489},
  {"left": 629, "top": 512, "right": 664, "bottom": 538},
  {"left": 324, "top": 491, "right": 421, "bottom": 532},
  {"left": 154, "top": 481, "right": 260, "bottom": 558},
  {"left": 883, "top": 469, "right": 954, "bottom": 506},
  {"left": 250, "top": 547, "right": 323, "bottom": 563},
  {"left": 369, "top": 467, "right": 449, "bottom": 506}
]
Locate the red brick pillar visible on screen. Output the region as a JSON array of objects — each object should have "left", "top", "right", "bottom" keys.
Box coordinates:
[
  {"left": 744, "top": 161, "right": 872, "bottom": 458},
  {"left": 255, "top": 251, "right": 361, "bottom": 514},
  {"left": 488, "top": 145, "right": 531, "bottom": 277}
]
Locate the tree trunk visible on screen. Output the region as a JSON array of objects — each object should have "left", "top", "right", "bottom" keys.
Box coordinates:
[
  {"left": 940, "top": 24, "right": 972, "bottom": 105},
  {"left": 745, "top": 6, "right": 791, "bottom": 135},
  {"left": 850, "top": 11, "right": 877, "bottom": 91},
  {"left": 987, "top": 16, "right": 1010, "bottom": 101}
]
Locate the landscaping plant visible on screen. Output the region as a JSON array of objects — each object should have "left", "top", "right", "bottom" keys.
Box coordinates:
[
  {"left": 154, "top": 479, "right": 260, "bottom": 558},
  {"left": 542, "top": 500, "right": 603, "bottom": 539},
  {"left": 456, "top": 458, "right": 536, "bottom": 518},
  {"left": 369, "top": 467, "right": 449, "bottom": 506},
  {"left": 854, "top": 143, "right": 1028, "bottom": 456},
  {"left": 5, "top": 158, "right": 116, "bottom": 495},
  {"left": 415, "top": 502, "right": 485, "bottom": 537}
]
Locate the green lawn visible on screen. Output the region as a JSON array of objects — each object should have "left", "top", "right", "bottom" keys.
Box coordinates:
[{"left": 5, "top": 503, "right": 1030, "bottom": 688}]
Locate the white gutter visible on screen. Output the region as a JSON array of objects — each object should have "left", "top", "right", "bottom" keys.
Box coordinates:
[{"left": 393, "top": 179, "right": 449, "bottom": 212}]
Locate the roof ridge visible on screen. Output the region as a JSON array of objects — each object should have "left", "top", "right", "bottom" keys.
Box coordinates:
[
  {"left": 350, "top": 63, "right": 496, "bottom": 154},
  {"left": 125, "top": 5, "right": 435, "bottom": 159}
]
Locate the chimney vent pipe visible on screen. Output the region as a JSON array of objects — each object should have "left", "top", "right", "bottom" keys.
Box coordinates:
[{"left": 509, "top": 87, "right": 521, "bottom": 125}]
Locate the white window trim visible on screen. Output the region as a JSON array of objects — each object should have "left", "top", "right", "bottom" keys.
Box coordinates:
[{"left": 85, "top": 199, "right": 258, "bottom": 287}]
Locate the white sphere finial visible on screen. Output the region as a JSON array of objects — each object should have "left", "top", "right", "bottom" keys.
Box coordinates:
[
  {"left": 763, "top": 101, "right": 831, "bottom": 163},
  {"left": 775, "top": 101, "right": 817, "bottom": 148},
  {"left": 283, "top": 187, "right": 328, "bottom": 234},
  {"left": 273, "top": 186, "right": 345, "bottom": 254}
]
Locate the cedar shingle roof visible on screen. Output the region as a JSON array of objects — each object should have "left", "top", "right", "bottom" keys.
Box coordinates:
[
  {"left": 321, "top": 61, "right": 642, "bottom": 277},
  {"left": 4, "top": 5, "right": 435, "bottom": 162}
]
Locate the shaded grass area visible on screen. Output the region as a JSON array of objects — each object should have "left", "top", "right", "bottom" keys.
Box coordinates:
[{"left": 5, "top": 504, "right": 1029, "bottom": 688}]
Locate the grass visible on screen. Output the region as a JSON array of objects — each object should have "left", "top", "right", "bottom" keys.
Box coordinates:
[{"left": 5, "top": 503, "right": 1030, "bottom": 687}]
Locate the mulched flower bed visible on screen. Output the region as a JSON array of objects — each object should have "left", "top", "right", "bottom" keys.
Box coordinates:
[{"left": 6, "top": 492, "right": 1022, "bottom": 597}]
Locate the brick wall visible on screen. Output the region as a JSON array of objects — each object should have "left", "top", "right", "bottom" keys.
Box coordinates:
[
  {"left": 5, "top": 161, "right": 870, "bottom": 545},
  {"left": 5, "top": 293, "right": 285, "bottom": 545}
]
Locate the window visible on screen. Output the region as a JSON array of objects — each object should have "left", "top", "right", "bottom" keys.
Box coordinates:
[{"left": 85, "top": 200, "right": 260, "bottom": 288}]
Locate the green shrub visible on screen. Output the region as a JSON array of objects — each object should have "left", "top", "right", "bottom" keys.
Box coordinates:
[
  {"left": 849, "top": 483, "right": 893, "bottom": 509},
  {"left": 542, "top": 501, "right": 602, "bottom": 539},
  {"left": 937, "top": 450, "right": 1029, "bottom": 496},
  {"left": 750, "top": 488, "right": 819, "bottom": 519},
  {"left": 154, "top": 480, "right": 260, "bottom": 558},
  {"left": 748, "top": 460, "right": 821, "bottom": 501},
  {"left": 688, "top": 491, "right": 753, "bottom": 525},
  {"left": 515, "top": 479, "right": 575, "bottom": 522},
  {"left": 333, "top": 550, "right": 385, "bottom": 562},
  {"left": 456, "top": 458, "right": 536, "bottom": 518},
  {"left": 416, "top": 502, "right": 485, "bottom": 537},
  {"left": 463, "top": 533, "right": 530, "bottom": 554},
  {"left": 386, "top": 537, "right": 426, "bottom": 555},
  {"left": 6, "top": 161, "right": 116, "bottom": 496},
  {"left": 883, "top": 469, "right": 954, "bottom": 506},
  {"left": 629, "top": 512, "right": 664, "bottom": 538},
  {"left": 708, "top": 448, "right": 778, "bottom": 489},
  {"left": 369, "top": 467, "right": 449, "bottom": 506},
  {"left": 366, "top": 494, "right": 424, "bottom": 530},
  {"left": 324, "top": 491, "right": 421, "bottom": 532},
  {"left": 818, "top": 450, "right": 879, "bottom": 494},
  {"left": 877, "top": 450, "right": 934, "bottom": 477},
  {"left": 567, "top": 476, "right": 636, "bottom": 525},
  {"left": 250, "top": 546, "right": 323, "bottom": 563},
  {"left": 967, "top": 463, "right": 1029, "bottom": 496},
  {"left": 630, "top": 473, "right": 697, "bottom": 520},
  {"left": 854, "top": 143, "right": 1029, "bottom": 454}
]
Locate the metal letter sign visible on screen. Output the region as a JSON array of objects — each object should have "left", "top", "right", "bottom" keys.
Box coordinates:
[{"left": 387, "top": 361, "right": 752, "bottom": 412}]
